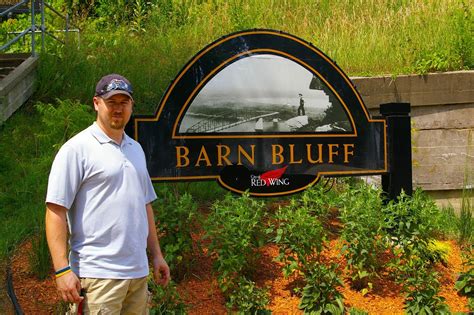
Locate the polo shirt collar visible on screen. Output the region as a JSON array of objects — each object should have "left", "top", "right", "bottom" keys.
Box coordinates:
[{"left": 90, "top": 122, "right": 132, "bottom": 146}]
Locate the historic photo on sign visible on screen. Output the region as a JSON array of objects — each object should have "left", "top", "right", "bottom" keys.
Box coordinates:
[{"left": 179, "top": 54, "right": 352, "bottom": 134}]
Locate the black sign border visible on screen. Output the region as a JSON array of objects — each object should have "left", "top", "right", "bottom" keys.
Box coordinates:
[{"left": 133, "top": 29, "right": 387, "bottom": 196}]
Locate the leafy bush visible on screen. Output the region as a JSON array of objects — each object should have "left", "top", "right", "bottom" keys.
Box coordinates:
[
  {"left": 270, "top": 196, "right": 345, "bottom": 313},
  {"left": 299, "top": 183, "right": 336, "bottom": 222},
  {"left": 271, "top": 199, "right": 325, "bottom": 277},
  {"left": 348, "top": 308, "right": 368, "bottom": 315},
  {"left": 384, "top": 190, "right": 450, "bottom": 313},
  {"left": 298, "top": 262, "right": 345, "bottom": 315},
  {"left": 155, "top": 181, "right": 226, "bottom": 206},
  {"left": 204, "top": 193, "right": 269, "bottom": 311},
  {"left": 436, "top": 205, "right": 460, "bottom": 239},
  {"left": 153, "top": 190, "right": 198, "bottom": 280},
  {"left": 383, "top": 189, "right": 441, "bottom": 254}
]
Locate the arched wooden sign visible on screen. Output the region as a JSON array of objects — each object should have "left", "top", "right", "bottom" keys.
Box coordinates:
[{"left": 131, "top": 29, "right": 387, "bottom": 196}]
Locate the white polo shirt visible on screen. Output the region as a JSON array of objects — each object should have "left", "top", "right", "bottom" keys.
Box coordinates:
[{"left": 46, "top": 122, "right": 157, "bottom": 279}]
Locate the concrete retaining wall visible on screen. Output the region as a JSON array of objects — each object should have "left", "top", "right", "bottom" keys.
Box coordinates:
[{"left": 352, "top": 71, "right": 474, "bottom": 210}]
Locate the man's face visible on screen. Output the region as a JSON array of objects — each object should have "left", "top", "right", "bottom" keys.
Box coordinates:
[{"left": 93, "top": 94, "right": 133, "bottom": 130}]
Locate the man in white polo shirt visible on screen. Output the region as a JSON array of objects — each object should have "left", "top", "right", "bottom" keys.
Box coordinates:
[{"left": 45, "top": 74, "right": 170, "bottom": 314}]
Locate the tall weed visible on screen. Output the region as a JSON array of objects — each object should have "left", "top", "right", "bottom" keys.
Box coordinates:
[{"left": 28, "top": 220, "right": 51, "bottom": 280}]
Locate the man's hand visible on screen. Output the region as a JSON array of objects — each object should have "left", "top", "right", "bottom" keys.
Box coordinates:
[
  {"left": 56, "top": 271, "right": 83, "bottom": 303},
  {"left": 152, "top": 256, "right": 170, "bottom": 286}
]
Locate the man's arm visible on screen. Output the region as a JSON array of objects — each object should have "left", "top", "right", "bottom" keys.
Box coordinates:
[
  {"left": 45, "top": 203, "right": 83, "bottom": 303},
  {"left": 146, "top": 203, "right": 170, "bottom": 286}
]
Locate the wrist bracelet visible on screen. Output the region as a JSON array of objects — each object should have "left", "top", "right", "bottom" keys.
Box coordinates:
[{"left": 55, "top": 266, "right": 72, "bottom": 278}]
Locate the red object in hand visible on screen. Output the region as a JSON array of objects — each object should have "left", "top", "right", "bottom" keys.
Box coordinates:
[
  {"left": 260, "top": 165, "right": 288, "bottom": 186},
  {"left": 78, "top": 289, "right": 84, "bottom": 315}
]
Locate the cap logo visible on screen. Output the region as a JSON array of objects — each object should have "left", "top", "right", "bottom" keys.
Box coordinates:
[{"left": 99, "top": 79, "right": 133, "bottom": 96}]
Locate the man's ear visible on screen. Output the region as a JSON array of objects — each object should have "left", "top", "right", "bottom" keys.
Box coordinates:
[{"left": 92, "top": 96, "right": 100, "bottom": 112}]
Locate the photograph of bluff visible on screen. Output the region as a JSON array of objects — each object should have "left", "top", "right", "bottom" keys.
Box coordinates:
[{"left": 178, "top": 54, "right": 352, "bottom": 134}]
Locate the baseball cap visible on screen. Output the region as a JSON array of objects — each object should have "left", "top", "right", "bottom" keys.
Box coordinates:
[{"left": 95, "top": 74, "right": 133, "bottom": 100}]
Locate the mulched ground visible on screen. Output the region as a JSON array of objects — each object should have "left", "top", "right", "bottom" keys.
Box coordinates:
[{"left": 10, "top": 235, "right": 469, "bottom": 314}]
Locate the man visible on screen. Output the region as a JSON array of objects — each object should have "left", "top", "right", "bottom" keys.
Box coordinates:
[
  {"left": 45, "top": 74, "right": 170, "bottom": 314},
  {"left": 298, "top": 93, "right": 305, "bottom": 116}
]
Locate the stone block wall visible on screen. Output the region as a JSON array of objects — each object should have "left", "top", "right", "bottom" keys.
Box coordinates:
[{"left": 352, "top": 71, "right": 474, "bottom": 210}]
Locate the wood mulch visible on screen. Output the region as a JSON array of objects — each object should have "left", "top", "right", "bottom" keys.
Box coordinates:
[{"left": 10, "top": 235, "right": 469, "bottom": 314}]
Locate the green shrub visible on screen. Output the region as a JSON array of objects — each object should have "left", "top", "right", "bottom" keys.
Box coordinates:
[
  {"left": 148, "top": 279, "right": 187, "bottom": 314},
  {"left": 271, "top": 199, "right": 325, "bottom": 277},
  {"left": 348, "top": 308, "right": 368, "bottom": 315},
  {"left": 204, "top": 193, "right": 269, "bottom": 311},
  {"left": 225, "top": 277, "right": 270, "bottom": 314},
  {"left": 459, "top": 190, "right": 473, "bottom": 245},
  {"left": 383, "top": 190, "right": 441, "bottom": 255},
  {"left": 339, "top": 183, "right": 385, "bottom": 293},
  {"left": 384, "top": 191, "right": 450, "bottom": 314},
  {"left": 400, "top": 259, "right": 450, "bottom": 315},
  {"left": 153, "top": 190, "right": 198, "bottom": 280},
  {"left": 298, "top": 262, "right": 345, "bottom": 315},
  {"left": 436, "top": 205, "right": 460, "bottom": 239},
  {"left": 270, "top": 195, "right": 345, "bottom": 313},
  {"left": 155, "top": 181, "right": 226, "bottom": 206}
]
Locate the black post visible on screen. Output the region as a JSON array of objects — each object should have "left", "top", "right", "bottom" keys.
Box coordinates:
[{"left": 380, "top": 102, "right": 413, "bottom": 202}]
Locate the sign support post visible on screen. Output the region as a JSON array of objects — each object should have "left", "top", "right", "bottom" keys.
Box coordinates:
[{"left": 380, "top": 102, "right": 413, "bottom": 202}]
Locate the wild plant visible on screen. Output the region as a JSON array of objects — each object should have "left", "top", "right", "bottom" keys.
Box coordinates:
[
  {"left": 348, "top": 308, "right": 369, "bottom": 315},
  {"left": 459, "top": 188, "right": 473, "bottom": 245},
  {"left": 436, "top": 205, "right": 459, "bottom": 239},
  {"left": 299, "top": 183, "right": 335, "bottom": 221},
  {"left": 339, "top": 183, "right": 385, "bottom": 294},
  {"left": 204, "top": 193, "right": 269, "bottom": 312}
]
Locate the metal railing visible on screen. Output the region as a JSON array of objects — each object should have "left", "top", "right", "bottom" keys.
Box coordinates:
[{"left": 0, "top": 0, "right": 79, "bottom": 55}]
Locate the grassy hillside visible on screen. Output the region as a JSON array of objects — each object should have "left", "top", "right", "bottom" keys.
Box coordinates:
[{"left": 28, "top": 0, "right": 474, "bottom": 113}]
